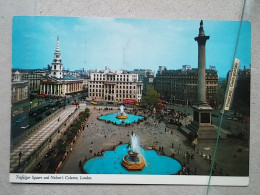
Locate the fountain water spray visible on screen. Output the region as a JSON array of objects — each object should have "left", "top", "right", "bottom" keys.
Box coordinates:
[
  {"left": 117, "top": 105, "right": 127, "bottom": 119},
  {"left": 130, "top": 133, "right": 141, "bottom": 154},
  {"left": 120, "top": 105, "right": 125, "bottom": 114}
]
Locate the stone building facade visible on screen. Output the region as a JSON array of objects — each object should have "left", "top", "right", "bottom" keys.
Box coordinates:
[
  {"left": 88, "top": 70, "right": 143, "bottom": 103},
  {"left": 39, "top": 77, "right": 83, "bottom": 96},
  {"left": 22, "top": 71, "right": 44, "bottom": 93},
  {"left": 128, "top": 69, "right": 154, "bottom": 94},
  {"left": 154, "top": 66, "right": 218, "bottom": 106},
  {"left": 11, "top": 71, "right": 28, "bottom": 103}
]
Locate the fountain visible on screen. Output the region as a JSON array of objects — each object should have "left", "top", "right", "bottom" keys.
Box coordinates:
[
  {"left": 117, "top": 105, "right": 128, "bottom": 119},
  {"left": 121, "top": 134, "right": 145, "bottom": 171},
  {"left": 83, "top": 143, "right": 182, "bottom": 174},
  {"left": 98, "top": 104, "right": 143, "bottom": 125}
]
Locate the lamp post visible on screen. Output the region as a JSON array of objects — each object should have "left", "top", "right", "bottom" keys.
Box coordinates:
[{"left": 18, "top": 151, "right": 22, "bottom": 167}]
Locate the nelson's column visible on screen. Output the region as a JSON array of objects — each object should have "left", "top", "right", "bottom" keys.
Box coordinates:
[{"left": 185, "top": 20, "right": 217, "bottom": 142}]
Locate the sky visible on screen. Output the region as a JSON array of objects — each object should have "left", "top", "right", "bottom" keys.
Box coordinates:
[{"left": 12, "top": 16, "right": 251, "bottom": 78}]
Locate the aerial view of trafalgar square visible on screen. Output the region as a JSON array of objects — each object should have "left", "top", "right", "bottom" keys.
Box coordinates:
[{"left": 10, "top": 16, "right": 250, "bottom": 181}]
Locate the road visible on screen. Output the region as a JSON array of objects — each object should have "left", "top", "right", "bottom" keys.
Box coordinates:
[
  {"left": 10, "top": 96, "right": 82, "bottom": 142},
  {"left": 10, "top": 105, "right": 79, "bottom": 172}
]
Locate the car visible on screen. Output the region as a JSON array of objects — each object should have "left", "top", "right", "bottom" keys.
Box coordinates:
[
  {"left": 21, "top": 125, "right": 29, "bottom": 129},
  {"left": 91, "top": 101, "right": 98, "bottom": 105},
  {"left": 16, "top": 119, "right": 23, "bottom": 123},
  {"left": 72, "top": 101, "right": 79, "bottom": 105}
]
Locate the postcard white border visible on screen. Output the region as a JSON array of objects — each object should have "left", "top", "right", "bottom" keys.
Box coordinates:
[{"left": 9, "top": 174, "right": 249, "bottom": 186}]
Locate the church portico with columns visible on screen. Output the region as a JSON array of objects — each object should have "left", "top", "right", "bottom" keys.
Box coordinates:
[
  {"left": 39, "top": 37, "right": 84, "bottom": 97},
  {"left": 40, "top": 78, "right": 83, "bottom": 97}
]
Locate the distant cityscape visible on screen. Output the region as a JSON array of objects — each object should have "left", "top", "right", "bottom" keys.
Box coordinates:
[{"left": 12, "top": 36, "right": 250, "bottom": 111}]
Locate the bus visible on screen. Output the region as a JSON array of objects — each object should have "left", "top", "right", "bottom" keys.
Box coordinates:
[
  {"left": 38, "top": 93, "right": 46, "bottom": 98},
  {"left": 125, "top": 99, "right": 137, "bottom": 105}
]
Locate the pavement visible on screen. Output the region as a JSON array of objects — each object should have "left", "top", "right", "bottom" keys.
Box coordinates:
[{"left": 61, "top": 106, "right": 249, "bottom": 176}]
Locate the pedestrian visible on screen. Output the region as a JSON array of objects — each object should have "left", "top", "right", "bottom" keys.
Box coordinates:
[
  {"left": 161, "top": 146, "right": 164, "bottom": 152},
  {"left": 90, "top": 147, "right": 92, "bottom": 153},
  {"left": 78, "top": 160, "right": 82, "bottom": 168}
]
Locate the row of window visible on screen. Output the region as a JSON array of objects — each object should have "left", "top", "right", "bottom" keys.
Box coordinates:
[
  {"left": 89, "top": 93, "right": 136, "bottom": 99},
  {"left": 157, "top": 75, "right": 218, "bottom": 79},
  {"left": 89, "top": 84, "right": 136, "bottom": 89},
  {"left": 89, "top": 89, "right": 137, "bottom": 94}
]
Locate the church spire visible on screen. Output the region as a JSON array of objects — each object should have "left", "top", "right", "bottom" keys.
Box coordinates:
[
  {"left": 55, "top": 36, "right": 60, "bottom": 52},
  {"left": 51, "top": 36, "right": 63, "bottom": 79}
]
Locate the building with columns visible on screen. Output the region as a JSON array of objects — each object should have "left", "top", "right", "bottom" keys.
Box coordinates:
[
  {"left": 39, "top": 37, "right": 84, "bottom": 96},
  {"left": 11, "top": 71, "right": 29, "bottom": 103},
  {"left": 39, "top": 76, "right": 83, "bottom": 97},
  {"left": 88, "top": 69, "right": 143, "bottom": 103}
]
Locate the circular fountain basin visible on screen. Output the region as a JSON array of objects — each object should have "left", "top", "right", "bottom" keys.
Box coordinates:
[
  {"left": 83, "top": 145, "right": 182, "bottom": 175},
  {"left": 99, "top": 113, "right": 143, "bottom": 125}
]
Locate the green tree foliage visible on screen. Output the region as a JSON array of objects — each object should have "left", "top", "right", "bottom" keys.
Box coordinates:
[
  {"left": 66, "top": 131, "right": 74, "bottom": 141},
  {"left": 56, "top": 141, "right": 66, "bottom": 153},
  {"left": 214, "top": 79, "right": 227, "bottom": 108},
  {"left": 142, "top": 87, "right": 160, "bottom": 108}
]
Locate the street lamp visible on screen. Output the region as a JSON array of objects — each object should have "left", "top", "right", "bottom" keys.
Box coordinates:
[{"left": 18, "top": 151, "right": 22, "bottom": 167}]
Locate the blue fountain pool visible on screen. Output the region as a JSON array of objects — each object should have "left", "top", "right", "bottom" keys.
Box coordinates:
[
  {"left": 99, "top": 113, "right": 144, "bottom": 125},
  {"left": 83, "top": 144, "right": 182, "bottom": 175}
]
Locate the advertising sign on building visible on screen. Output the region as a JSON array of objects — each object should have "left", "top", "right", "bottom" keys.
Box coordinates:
[{"left": 224, "top": 58, "right": 240, "bottom": 111}]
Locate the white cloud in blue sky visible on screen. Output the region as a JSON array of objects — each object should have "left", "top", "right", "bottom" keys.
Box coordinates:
[{"left": 12, "top": 16, "right": 250, "bottom": 78}]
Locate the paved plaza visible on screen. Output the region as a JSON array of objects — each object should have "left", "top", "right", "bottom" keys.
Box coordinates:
[{"left": 61, "top": 106, "right": 249, "bottom": 176}]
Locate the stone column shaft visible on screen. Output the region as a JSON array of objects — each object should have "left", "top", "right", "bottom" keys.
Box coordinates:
[{"left": 198, "top": 44, "right": 206, "bottom": 103}]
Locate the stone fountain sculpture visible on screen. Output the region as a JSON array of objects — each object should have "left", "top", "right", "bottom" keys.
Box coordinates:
[
  {"left": 122, "top": 133, "right": 145, "bottom": 171},
  {"left": 117, "top": 105, "right": 128, "bottom": 119}
]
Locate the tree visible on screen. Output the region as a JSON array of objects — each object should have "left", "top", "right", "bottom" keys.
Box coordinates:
[
  {"left": 142, "top": 87, "right": 160, "bottom": 108},
  {"left": 66, "top": 131, "right": 74, "bottom": 141},
  {"left": 56, "top": 141, "right": 66, "bottom": 153},
  {"left": 214, "top": 79, "right": 227, "bottom": 108}
]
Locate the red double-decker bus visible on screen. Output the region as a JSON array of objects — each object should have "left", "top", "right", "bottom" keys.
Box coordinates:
[
  {"left": 38, "top": 93, "right": 46, "bottom": 98},
  {"left": 125, "top": 99, "right": 137, "bottom": 105}
]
